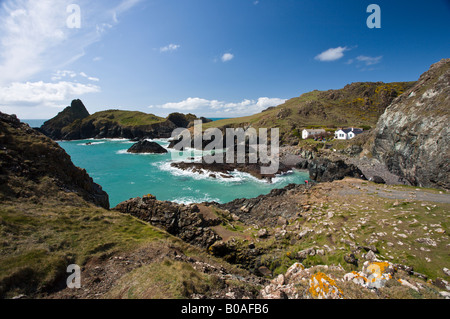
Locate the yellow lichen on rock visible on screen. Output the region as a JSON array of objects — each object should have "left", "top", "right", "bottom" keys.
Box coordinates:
[{"left": 309, "top": 272, "right": 344, "bottom": 299}]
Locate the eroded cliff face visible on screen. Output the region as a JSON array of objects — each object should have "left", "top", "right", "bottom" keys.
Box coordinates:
[
  {"left": 0, "top": 112, "right": 110, "bottom": 208},
  {"left": 373, "top": 59, "right": 450, "bottom": 190}
]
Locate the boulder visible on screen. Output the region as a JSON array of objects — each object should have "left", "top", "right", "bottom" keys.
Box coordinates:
[
  {"left": 371, "top": 175, "right": 386, "bottom": 184},
  {"left": 114, "top": 195, "right": 221, "bottom": 248},
  {"left": 127, "top": 140, "right": 168, "bottom": 154},
  {"left": 308, "top": 158, "right": 366, "bottom": 182}
]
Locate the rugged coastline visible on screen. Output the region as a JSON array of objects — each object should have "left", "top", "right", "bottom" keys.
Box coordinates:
[{"left": 1, "top": 59, "right": 449, "bottom": 300}]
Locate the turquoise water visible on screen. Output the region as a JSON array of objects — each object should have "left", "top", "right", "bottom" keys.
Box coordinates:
[
  {"left": 58, "top": 139, "right": 308, "bottom": 208},
  {"left": 208, "top": 118, "right": 231, "bottom": 121},
  {"left": 22, "top": 119, "right": 48, "bottom": 127}
]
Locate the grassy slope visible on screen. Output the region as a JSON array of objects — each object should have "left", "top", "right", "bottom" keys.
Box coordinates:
[
  {"left": 203, "top": 82, "right": 415, "bottom": 141},
  {"left": 86, "top": 110, "right": 166, "bottom": 127},
  {"left": 0, "top": 195, "right": 167, "bottom": 298},
  {"left": 0, "top": 194, "right": 255, "bottom": 299}
]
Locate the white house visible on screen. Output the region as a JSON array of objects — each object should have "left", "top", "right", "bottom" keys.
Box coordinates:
[
  {"left": 302, "top": 129, "right": 326, "bottom": 140},
  {"left": 335, "top": 128, "right": 364, "bottom": 140}
]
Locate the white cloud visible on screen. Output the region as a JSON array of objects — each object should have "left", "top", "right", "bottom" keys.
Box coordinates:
[
  {"left": 221, "top": 53, "right": 234, "bottom": 62},
  {"left": 149, "top": 97, "right": 286, "bottom": 117},
  {"left": 0, "top": 0, "right": 142, "bottom": 86},
  {"left": 160, "top": 44, "right": 181, "bottom": 53},
  {"left": 151, "top": 97, "right": 212, "bottom": 111},
  {"left": 114, "top": 0, "right": 143, "bottom": 16},
  {"left": 0, "top": 81, "right": 100, "bottom": 107},
  {"left": 315, "top": 46, "right": 349, "bottom": 62},
  {"left": 51, "top": 70, "right": 100, "bottom": 82},
  {"left": 356, "top": 55, "right": 383, "bottom": 66},
  {"left": 0, "top": 0, "right": 140, "bottom": 118}
]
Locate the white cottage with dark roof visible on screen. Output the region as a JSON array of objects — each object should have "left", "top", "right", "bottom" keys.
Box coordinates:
[
  {"left": 302, "top": 129, "right": 326, "bottom": 140},
  {"left": 334, "top": 128, "right": 364, "bottom": 140}
]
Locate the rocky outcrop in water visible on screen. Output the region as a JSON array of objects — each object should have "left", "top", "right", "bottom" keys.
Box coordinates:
[
  {"left": 39, "top": 100, "right": 212, "bottom": 141},
  {"left": 57, "top": 116, "right": 177, "bottom": 141},
  {"left": 372, "top": 59, "right": 450, "bottom": 190},
  {"left": 39, "top": 99, "right": 90, "bottom": 140},
  {"left": 127, "top": 140, "right": 168, "bottom": 154}
]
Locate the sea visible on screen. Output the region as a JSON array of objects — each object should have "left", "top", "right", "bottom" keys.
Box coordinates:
[{"left": 22, "top": 119, "right": 309, "bottom": 207}]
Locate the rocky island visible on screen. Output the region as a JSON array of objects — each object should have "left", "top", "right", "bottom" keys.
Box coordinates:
[
  {"left": 127, "top": 140, "right": 168, "bottom": 154},
  {"left": 38, "top": 102, "right": 212, "bottom": 141}
]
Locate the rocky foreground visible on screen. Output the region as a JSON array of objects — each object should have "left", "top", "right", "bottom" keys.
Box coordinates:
[{"left": 113, "top": 178, "right": 450, "bottom": 299}]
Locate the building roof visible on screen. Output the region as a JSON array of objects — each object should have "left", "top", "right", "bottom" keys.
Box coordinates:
[
  {"left": 303, "top": 129, "right": 326, "bottom": 133},
  {"left": 339, "top": 128, "right": 364, "bottom": 134}
]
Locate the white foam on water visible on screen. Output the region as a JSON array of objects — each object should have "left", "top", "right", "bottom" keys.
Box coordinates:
[
  {"left": 171, "top": 194, "right": 221, "bottom": 205},
  {"left": 271, "top": 170, "right": 295, "bottom": 184},
  {"left": 153, "top": 161, "right": 295, "bottom": 185},
  {"left": 77, "top": 141, "right": 106, "bottom": 146},
  {"left": 154, "top": 161, "right": 245, "bottom": 183}
]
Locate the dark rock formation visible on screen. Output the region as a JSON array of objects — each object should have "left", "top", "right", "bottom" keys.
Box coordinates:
[
  {"left": 39, "top": 99, "right": 90, "bottom": 140},
  {"left": 114, "top": 195, "right": 221, "bottom": 248},
  {"left": 371, "top": 176, "right": 386, "bottom": 184},
  {"left": 59, "top": 117, "right": 177, "bottom": 141},
  {"left": 171, "top": 150, "right": 290, "bottom": 181},
  {"left": 308, "top": 158, "right": 366, "bottom": 182},
  {"left": 216, "top": 183, "right": 310, "bottom": 227},
  {"left": 127, "top": 140, "right": 168, "bottom": 154},
  {"left": 0, "top": 112, "right": 109, "bottom": 209},
  {"left": 166, "top": 113, "right": 212, "bottom": 128},
  {"left": 167, "top": 112, "right": 197, "bottom": 128},
  {"left": 373, "top": 59, "right": 450, "bottom": 190},
  {"left": 39, "top": 101, "right": 212, "bottom": 141}
]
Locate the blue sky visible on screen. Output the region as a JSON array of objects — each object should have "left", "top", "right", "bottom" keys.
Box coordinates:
[{"left": 0, "top": 0, "right": 449, "bottom": 119}]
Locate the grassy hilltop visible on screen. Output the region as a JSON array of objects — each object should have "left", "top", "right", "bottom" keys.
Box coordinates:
[{"left": 204, "top": 81, "right": 415, "bottom": 144}]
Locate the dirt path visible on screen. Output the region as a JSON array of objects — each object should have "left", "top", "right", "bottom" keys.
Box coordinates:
[{"left": 336, "top": 178, "right": 450, "bottom": 204}]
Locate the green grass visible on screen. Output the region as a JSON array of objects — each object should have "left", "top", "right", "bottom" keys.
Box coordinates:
[
  {"left": 104, "top": 259, "right": 221, "bottom": 299},
  {"left": 86, "top": 110, "right": 165, "bottom": 127},
  {"left": 0, "top": 198, "right": 171, "bottom": 298}
]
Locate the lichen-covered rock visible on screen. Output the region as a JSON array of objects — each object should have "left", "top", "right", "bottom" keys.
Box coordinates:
[
  {"left": 308, "top": 272, "right": 344, "bottom": 299},
  {"left": 344, "top": 261, "right": 396, "bottom": 290}
]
